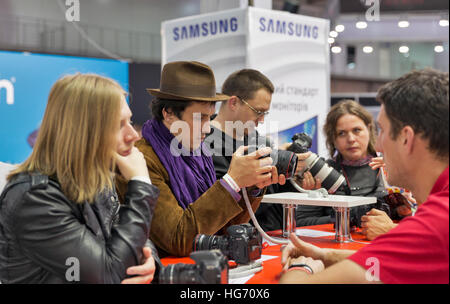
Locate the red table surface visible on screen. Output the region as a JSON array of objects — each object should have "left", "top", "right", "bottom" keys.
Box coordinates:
[{"left": 160, "top": 224, "right": 370, "bottom": 284}]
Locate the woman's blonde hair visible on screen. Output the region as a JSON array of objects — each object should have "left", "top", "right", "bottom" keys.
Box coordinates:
[
  {"left": 323, "top": 99, "right": 377, "bottom": 159},
  {"left": 8, "top": 73, "right": 125, "bottom": 203}
]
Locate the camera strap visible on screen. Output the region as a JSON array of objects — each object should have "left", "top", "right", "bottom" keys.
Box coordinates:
[
  {"left": 242, "top": 187, "right": 290, "bottom": 245},
  {"left": 339, "top": 161, "right": 382, "bottom": 195},
  {"left": 229, "top": 261, "right": 263, "bottom": 279}
]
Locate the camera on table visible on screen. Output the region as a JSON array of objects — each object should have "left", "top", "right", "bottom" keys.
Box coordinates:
[
  {"left": 246, "top": 145, "right": 298, "bottom": 180},
  {"left": 287, "top": 132, "right": 349, "bottom": 194},
  {"left": 159, "top": 250, "right": 228, "bottom": 284},
  {"left": 193, "top": 224, "right": 262, "bottom": 265}
]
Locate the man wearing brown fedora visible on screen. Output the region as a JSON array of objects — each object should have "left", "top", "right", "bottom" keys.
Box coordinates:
[{"left": 116, "top": 61, "right": 286, "bottom": 257}]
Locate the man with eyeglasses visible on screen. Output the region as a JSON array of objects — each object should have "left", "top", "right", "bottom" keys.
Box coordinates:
[
  {"left": 205, "top": 69, "right": 273, "bottom": 179},
  {"left": 204, "top": 69, "right": 314, "bottom": 231}
]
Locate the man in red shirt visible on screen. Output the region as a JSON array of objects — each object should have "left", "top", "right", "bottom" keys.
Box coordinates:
[{"left": 280, "top": 68, "right": 449, "bottom": 284}]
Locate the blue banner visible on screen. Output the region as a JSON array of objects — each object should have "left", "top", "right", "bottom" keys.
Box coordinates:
[
  {"left": 0, "top": 51, "right": 128, "bottom": 164},
  {"left": 273, "top": 116, "right": 318, "bottom": 154}
]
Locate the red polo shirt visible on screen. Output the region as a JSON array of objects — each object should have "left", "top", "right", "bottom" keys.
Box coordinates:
[{"left": 348, "top": 167, "right": 449, "bottom": 284}]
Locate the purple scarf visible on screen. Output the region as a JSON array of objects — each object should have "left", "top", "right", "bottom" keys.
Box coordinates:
[{"left": 142, "top": 119, "right": 216, "bottom": 209}]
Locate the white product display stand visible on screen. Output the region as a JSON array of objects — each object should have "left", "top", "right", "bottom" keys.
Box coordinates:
[{"left": 261, "top": 192, "right": 376, "bottom": 243}]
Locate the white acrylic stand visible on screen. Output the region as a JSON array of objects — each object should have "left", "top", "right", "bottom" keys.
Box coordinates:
[{"left": 261, "top": 192, "right": 376, "bottom": 243}]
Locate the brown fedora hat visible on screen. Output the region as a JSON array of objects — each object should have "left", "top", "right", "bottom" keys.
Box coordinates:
[{"left": 147, "top": 61, "right": 229, "bottom": 102}]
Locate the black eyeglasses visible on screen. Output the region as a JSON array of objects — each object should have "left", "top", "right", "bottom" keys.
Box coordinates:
[{"left": 237, "top": 96, "right": 269, "bottom": 118}]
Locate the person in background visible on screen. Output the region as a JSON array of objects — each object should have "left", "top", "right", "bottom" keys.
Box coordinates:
[
  {"left": 0, "top": 74, "right": 160, "bottom": 284},
  {"left": 280, "top": 68, "right": 449, "bottom": 284},
  {"left": 205, "top": 68, "right": 317, "bottom": 232},
  {"left": 296, "top": 100, "right": 389, "bottom": 228},
  {"left": 116, "top": 61, "right": 285, "bottom": 257}
]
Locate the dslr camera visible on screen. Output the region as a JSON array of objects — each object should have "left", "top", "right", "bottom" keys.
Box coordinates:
[
  {"left": 193, "top": 223, "right": 262, "bottom": 265},
  {"left": 159, "top": 250, "right": 228, "bottom": 284},
  {"left": 246, "top": 145, "right": 298, "bottom": 179},
  {"left": 287, "top": 133, "right": 348, "bottom": 194}
]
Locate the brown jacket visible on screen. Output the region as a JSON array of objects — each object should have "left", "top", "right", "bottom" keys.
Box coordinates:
[{"left": 116, "top": 138, "right": 264, "bottom": 257}]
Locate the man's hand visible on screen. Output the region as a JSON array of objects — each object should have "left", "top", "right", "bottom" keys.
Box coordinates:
[
  {"left": 294, "top": 171, "right": 321, "bottom": 190},
  {"left": 281, "top": 232, "right": 356, "bottom": 269},
  {"left": 284, "top": 256, "right": 325, "bottom": 274},
  {"left": 360, "top": 209, "right": 397, "bottom": 241},
  {"left": 290, "top": 152, "right": 321, "bottom": 190},
  {"left": 294, "top": 152, "right": 311, "bottom": 175},
  {"left": 121, "top": 247, "right": 156, "bottom": 284},
  {"left": 228, "top": 146, "right": 282, "bottom": 188},
  {"left": 281, "top": 233, "right": 329, "bottom": 271},
  {"left": 255, "top": 165, "right": 286, "bottom": 189}
]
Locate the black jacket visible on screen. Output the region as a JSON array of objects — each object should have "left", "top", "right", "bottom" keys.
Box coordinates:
[{"left": 0, "top": 172, "right": 160, "bottom": 284}]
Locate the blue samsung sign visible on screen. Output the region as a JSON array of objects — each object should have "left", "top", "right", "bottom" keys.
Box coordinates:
[{"left": 0, "top": 51, "right": 128, "bottom": 164}]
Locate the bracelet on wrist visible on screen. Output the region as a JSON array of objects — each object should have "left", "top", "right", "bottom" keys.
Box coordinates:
[
  {"left": 223, "top": 173, "right": 241, "bottom": 192},
  {"left": 288, "top": 263, "right": 314, "bottom": 274},
  {"left": 286, "top": 267, "right": 312, "bottom": 275}
]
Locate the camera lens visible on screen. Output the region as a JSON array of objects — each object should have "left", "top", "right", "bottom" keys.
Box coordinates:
[
  {"left": 269, "top": 150, "right": 298, "bottom": 180},
  {"left": 304, "top": 154, "right": 346, "bottom": 194},
  {"left": 193, "top": 234, "right": 230, "bottom": 257},
  {"left": 160, "top": 250, "right": 229, "bottom": 284},
  {"left": 159, "top": 264, "right": 199, "bottom": 284},
  {"left": 193, "top": 234, "right": 218, "bottom": 251},
  {"left": 245, "top": 145, "right": 298, "bottom": 180}
]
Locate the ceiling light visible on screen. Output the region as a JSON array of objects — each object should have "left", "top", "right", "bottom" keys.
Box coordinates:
[
  {"left": 328, "top": 37, "right": 335, "bottom": 44},
  {"left": 329, "top": 30, "right": 338, "bottom": 38},
  {"left": 356, "top": 21, "right": 368, "bottom": 29},
  {"left": 363, "top": 46, "right": 374, "bottom": 54},
  {"left": 439, "top": 19, "right": 449, "bottom": 27},
  {"left": 335, "top": 24, "right": 345, "bottom": 32},
  {"left": 331, "top": 46, "right": 342, "bottom": 54},
  {"left": 398, "top": 20, "right": 410, "bottom": 28},
  {"left": 399, "top": 46, "right": 409, "bottom": 54},
  {"left": 434, "top": 45, "right": 445, "bottom": 53}
]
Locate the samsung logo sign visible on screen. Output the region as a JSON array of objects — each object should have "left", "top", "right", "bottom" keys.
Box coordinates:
[
  {"left": 173, "top": 17, "right": 239, "bottom": 41},
  {"left": 0, "top": 79, "right": 14, "bottom": 105},
  {"left": 259, "top": 17, "right": 319, "bottom": 39}
]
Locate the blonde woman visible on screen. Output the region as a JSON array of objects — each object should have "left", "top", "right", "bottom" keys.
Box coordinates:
[{"left": 0, "top": 74, "right": 160, "bottom": 284}]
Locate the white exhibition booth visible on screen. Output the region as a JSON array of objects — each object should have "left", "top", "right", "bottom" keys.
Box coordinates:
[{"left": 161, "top": 6, "right": 330, "bottom": 155}]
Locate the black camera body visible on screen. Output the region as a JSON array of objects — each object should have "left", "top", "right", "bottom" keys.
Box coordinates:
[
  {"left": 287, "top": 132, "right": 312, "bottom": 154},
  {"left": 193, "top": 224, "right": 262, "bottom": 265},
  {"left": 159, "top": 250, "right": 228, "bottom": 284},
  {"left": 287, "top": 133, "right": 349, "bottom": 194}
]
